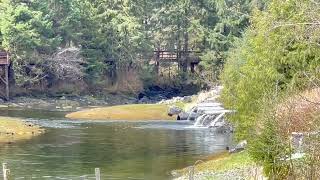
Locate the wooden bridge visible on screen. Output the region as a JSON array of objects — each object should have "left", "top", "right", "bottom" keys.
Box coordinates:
[
  {"left": 0, "top": 51, "right": 9, "bottom": 101},
  {"left": 152, "top": 50, "right": 202, "bottom": 73}
]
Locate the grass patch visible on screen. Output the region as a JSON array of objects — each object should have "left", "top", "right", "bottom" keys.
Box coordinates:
[
  {"left": 66, "top": 104, "right": 176, "bottom": 120},
  {"left": 0, "top": 116, "right": 44, "bottom": 143},
  {"left": 197, "top": 151, "right": 253, "bottom": 172},
  {"left": 176, "top": 151, "right": 254, "bottom": 175}
]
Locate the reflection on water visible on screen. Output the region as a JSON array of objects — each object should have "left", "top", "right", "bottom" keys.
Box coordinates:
[{"left": 0, "top": 109, "right": 230, "bottom": 180}]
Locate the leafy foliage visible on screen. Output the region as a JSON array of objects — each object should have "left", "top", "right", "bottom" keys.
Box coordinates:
[
  {"left": 221, "top": 0, "right": 320, "bottom": 139},
  {"left": 0, "top": 0, "right": 257, "bottom": 90},
  {"left": 221, "top": 0, "right": 320, "bottom": 178}
]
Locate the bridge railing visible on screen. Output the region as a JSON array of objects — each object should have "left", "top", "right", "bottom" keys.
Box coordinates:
[
  {"left": 153, "top": 50, "right": 202, "bottom": 63},
  {"left": 0, "top": 51, "right": 9, "bottom": 65}
]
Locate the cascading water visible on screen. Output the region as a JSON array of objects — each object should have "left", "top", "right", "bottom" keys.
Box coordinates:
[
  {"left": 193, "top": 114, "right": 207, "bottom": 127},
  {"left": 209, "top": 113, "right": 225, "bottom": 127},
  {"left": 188, "top": 101, "right": 234, "bottom": 128},
  {"left": 192, "top": 113, "right": 225, "bottom": 128},
  {"left": 186, "top": 107, "right": 197, "bottom": 121}
]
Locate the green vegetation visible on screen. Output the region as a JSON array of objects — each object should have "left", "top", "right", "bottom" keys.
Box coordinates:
[
  {"left": 222, "top": 0, "right": 320, "bottom": 139},
  {"left": 0, "top": 116, "right": 44, "bottom": 143},
  {"left": 195, "top": 151, "right": 253, "bottom": 172},
  {"left": 0, "top": 0, "right": 254, "bottom": 96},
  {"left": 176, "top": 151, "right": 254, "bottom": 176},
  {"left": 66, "top": 104, "right": 176, "bottom": 120},
  {"left": 221, "top": 0, "right": 320, "bottom": 178},
  {"left": 1, "top": 0, "right": 319, "bottom": 178}
]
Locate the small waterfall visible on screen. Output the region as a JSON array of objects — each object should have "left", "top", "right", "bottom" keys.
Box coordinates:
[
  {"left": 188, "top": 101, "right": 234, "bottom": 128},
  {"left": 186, "top": 107, "right": 196, "bottom": 121},
  {"left": 201, "top": 115, "right": 212, "bottom": 126},
  {"left": 193, "top": 114, "right": 207, "bottom": 127},
  {"left": 192, "top": 113, "right": 225, "bottom": 128},
  {"left": 209, "top": 113, "right": 225, "bottom": 127}
]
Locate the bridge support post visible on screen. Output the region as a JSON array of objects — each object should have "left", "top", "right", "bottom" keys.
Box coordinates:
[
  {"left": 5, "top": 65, "right": 9, "bottom": 101},
  {"left": 190, "top": 63, "right": 195, "bottom": 73},
  {"left": 0, "top": 51, "right": 9, "bottom": 101},
  {"left": 0, "top": 64, "right": 9, "bottom": 101},
  {"left": 2, "top": 163, "right": 9, "bottom": 180}
]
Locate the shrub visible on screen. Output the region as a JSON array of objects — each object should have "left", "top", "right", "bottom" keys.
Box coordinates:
[{"left": 221, "top": 0, "right": 320, "bottom": 139}]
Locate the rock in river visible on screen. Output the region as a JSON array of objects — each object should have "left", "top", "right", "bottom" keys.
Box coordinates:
[{"left": 168, "top": 106, "right": 182, "bottom": 116}]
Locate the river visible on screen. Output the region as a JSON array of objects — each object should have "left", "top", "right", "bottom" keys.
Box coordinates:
[{"left": 0, "top": 109, "right": 230, "bottom": 180}]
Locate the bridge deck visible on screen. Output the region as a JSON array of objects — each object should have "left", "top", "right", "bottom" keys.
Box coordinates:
[{"left": 153, "top": 50, "right": 201, "bottom": 63}]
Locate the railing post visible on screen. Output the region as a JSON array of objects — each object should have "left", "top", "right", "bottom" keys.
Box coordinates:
[
  {"left": 4, "top": 64, "right": 9, "bottom": 101},
  {"left": 95, "top": 168, "right": 100, "bottom": 180},
  {"left": 188, "top": 166, "right": 194, "bottom": 180},
  {"left": 2, "top": 163, "right": 9, "bottom": 180}
]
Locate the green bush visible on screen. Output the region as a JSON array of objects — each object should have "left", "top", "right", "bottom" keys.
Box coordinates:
[
  {"left": 221, "top": 0, "right": 320, "bottom": 178},
  {"left": 221, "top": 0, "right": 320, "bottom": 139},
  {"left": 248, "top": 109, "right": 291, "bottom": 179}
]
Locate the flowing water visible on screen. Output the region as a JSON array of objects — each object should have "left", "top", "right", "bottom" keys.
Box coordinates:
[{"left": 0, "top": 109, "right": 230, "bottom": 180}]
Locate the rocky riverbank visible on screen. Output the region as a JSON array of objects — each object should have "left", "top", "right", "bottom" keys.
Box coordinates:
[
  {"left": 0, "top": 85, "right": 200, "bottom": 111},
  {"left": 0, "top": 95, "right": 137, "bottom": 111}
]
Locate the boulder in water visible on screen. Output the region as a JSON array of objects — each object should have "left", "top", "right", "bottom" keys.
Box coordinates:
[
  {"left": 168, "top": 106, "right": 182, "bottom": 116},
  {"left": 177, "top": 112, "right": 189, "bottom": 120}
]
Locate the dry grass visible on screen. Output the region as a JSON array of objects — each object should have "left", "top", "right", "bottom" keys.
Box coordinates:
[
  {"left": 0, "top": 117, "right": 44, "bottom": 143},
  {"left": 276, "top": 88, "right": 320, "bottom": 135},
  {"left": 175, "top": 151, "right": 254, "bottom": 176},
  {"left": 266, "top": 88, "right": 320, "bottom": 179},
  {"left": 195, "top": 152, "right": 253, "bottom": 172},
  {"left": 66, "top": 104, "right": 176, "bottom": 120}
]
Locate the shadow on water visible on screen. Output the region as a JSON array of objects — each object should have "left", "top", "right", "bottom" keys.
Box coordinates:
[
  {"left": 0, "top": 108, "right": 230, "bottom": 180},
  {"left": 0, "top": 108, "right": 68, "bottom": 119}
]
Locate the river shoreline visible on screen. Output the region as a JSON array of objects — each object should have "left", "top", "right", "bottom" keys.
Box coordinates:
[
  {"left": 173, "top": 151, "right": 265, "bottom": 180},
  {"left": 0, "top": 116, "right": 44, "bottom": 144},
  {"left": 0, "top": 95, "right": 137, "bottom": 112},
  {"left": 0, "top": 86, "right": 257, "bottom": 179}
]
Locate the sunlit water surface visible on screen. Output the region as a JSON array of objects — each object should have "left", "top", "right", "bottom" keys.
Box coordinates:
[{"left": 0, "top": 109, "right": 230, "bottom": 180}]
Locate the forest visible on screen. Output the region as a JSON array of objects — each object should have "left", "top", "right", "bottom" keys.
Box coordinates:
[
  {"left": 0, "top": 0, "right": 319, "bottom": 179},
  {"left": 0, "top": 0, "right": 255, "bottom": 96}
]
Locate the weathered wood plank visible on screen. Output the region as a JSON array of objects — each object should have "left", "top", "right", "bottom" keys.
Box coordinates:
[{"left": 95, "top": 168, "right": 100, "bottom": 180}]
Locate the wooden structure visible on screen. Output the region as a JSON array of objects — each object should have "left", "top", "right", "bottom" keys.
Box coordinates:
[
  {"left": 0, "top": 51, "right": 9, "bottom": 101},
  {"left": 153, "top": 50, "right": 201, "bottom": 74},
  {"left": 2, "top": 163, "right": 9, "bottom": 180}
]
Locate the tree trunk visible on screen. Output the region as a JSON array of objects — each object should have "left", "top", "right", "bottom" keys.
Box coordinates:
[{"left": 182, "top": 31, "right": 189, "bottom": 73}]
